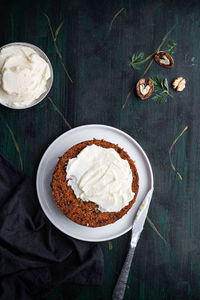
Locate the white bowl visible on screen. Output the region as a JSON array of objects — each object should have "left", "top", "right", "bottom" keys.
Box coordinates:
[{"left": 0, "top": 42, "right": 53, "bottom": 109}]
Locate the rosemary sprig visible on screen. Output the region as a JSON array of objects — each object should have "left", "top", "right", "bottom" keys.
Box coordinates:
[
  {"left": 165, "top": 40, "right": 176, "bottom": 55},
  {"left": 151, "top": 77, "right": 172, "bottom": 104}
]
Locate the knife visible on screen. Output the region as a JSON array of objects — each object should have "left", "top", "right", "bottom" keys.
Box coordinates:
[{"left": 112, "top": 188, "right": 154, "bottom": 300}]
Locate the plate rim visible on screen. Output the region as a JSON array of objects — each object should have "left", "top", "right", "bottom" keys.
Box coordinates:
[{"left": 36, "top": 124, "right": 154, "bottom": 242}]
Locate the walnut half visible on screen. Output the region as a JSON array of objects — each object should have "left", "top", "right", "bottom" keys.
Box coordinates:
[
  {"left": 154, "top": 51, "right": 174, "bottom": 68},
  {"left": 172, "top": 77, "right": 186, "bottom": 91},
  {"left": 136, "top": 78, "right": 154, "bottom": 100}
]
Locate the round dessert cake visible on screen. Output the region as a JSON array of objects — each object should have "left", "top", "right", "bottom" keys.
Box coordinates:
[{"left": 52, "top": 139, "right": 139, "bottom": 227}]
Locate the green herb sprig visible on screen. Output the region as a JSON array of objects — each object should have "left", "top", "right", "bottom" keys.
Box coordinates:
[
  {"left": 130, "top": 52, "right": 144, "bottom": 70},
  {"left": 130, "top": 52, "right": 155, "bottom": 70},
  {"left": 165, "top": 40, "right": 176, "bottom": 55},
  {"left": 129, "top": 40, "right": 176, "bottom": 72},
  {"left": 151, "top": 77, "right": 172, "bottom": 103},
  {"left": 123, "top": 25, "right": 177, "bottom": 109}
]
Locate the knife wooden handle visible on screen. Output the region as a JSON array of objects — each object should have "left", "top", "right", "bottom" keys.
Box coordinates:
[{"left": 112, "top": 246, "right": 135, "bottom": 300}]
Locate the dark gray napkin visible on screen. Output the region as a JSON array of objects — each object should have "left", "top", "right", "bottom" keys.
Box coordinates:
[{"left": 0, "top": 153, "right": 104, "bottom": 300}]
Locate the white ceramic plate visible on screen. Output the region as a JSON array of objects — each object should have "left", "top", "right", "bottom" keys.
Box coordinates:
[{"left": 36, "top": 124, "right": 154, "bottom": 242}]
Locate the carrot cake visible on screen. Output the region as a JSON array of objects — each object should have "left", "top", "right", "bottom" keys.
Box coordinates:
[{"left": 51, "top": 139, "right": 139, "bottom": 227}]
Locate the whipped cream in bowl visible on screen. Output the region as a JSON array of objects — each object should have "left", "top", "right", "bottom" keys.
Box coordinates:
[{"left": 0, "top": 42, "right": 53, "bottom": 109}]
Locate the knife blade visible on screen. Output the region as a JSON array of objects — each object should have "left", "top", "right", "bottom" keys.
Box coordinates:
[
  {"left": 130, "top": 188, "right": 153, "bottom": 248},
  {"left": 112, "top": 188, "right": 154, "bottom": 300}
]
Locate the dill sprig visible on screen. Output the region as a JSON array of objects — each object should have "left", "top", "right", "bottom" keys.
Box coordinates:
[{"left": 151, "top": 77, "right": 172, "bottom": 104}]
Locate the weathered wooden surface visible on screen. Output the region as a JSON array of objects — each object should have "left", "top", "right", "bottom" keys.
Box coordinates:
[{"left": 0, "top": 0, "right": 199, "bottom": 299}]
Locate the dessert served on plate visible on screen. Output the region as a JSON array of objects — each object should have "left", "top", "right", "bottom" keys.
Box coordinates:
[{"left": 52, "top": 139, "right": 139, "bottom": 227}]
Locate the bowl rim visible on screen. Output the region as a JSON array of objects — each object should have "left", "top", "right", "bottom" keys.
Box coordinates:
[{"left": 0, "top": 42, "right": 53, "bottom": 110}]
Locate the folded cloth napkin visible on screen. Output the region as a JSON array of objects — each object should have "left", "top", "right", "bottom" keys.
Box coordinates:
[{"left": 0, "top": 153, "right": 104, "bottom": 300}]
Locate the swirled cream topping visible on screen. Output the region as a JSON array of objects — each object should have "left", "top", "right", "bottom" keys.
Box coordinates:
[
  {"left": 0, "top": 45, "right": 51, "bottom": 107},
  {"left": 66, "top": 144, "right": 135, "bottom": 212}
]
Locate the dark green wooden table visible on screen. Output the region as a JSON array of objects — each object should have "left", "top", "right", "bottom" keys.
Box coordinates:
[{"left": 0, "top": 0, "right": 199, "bottom": 299}]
